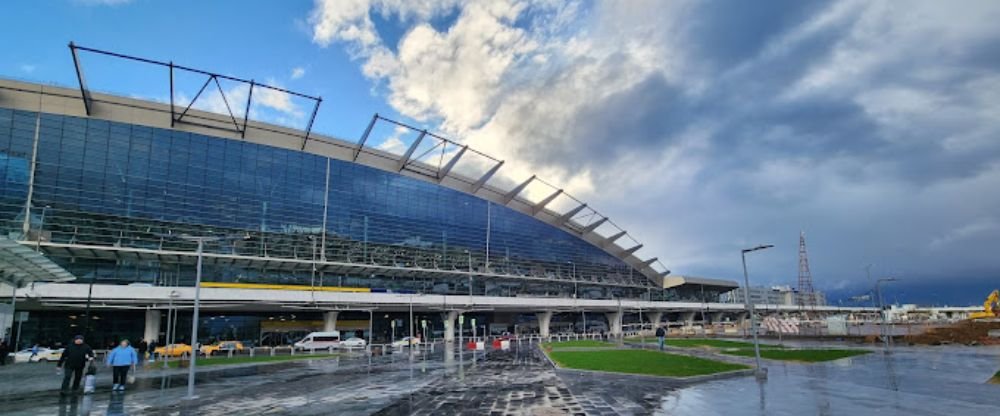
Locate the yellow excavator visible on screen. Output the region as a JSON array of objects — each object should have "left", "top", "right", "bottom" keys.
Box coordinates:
[{"left": 969, "top": 289, "right": 1000, "bottom": 320}]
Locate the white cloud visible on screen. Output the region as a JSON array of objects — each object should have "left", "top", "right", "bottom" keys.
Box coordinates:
[
  {"left": 305, "top": 0, "right": 1000, "bottom": 291},
  {"left": 19, "top": 64, "right": 36, "bottom": 74},
  {"left": 291, "top": 67, "right": 306, "bottom": 80}
]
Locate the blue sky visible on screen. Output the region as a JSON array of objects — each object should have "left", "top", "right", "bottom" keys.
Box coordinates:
[
  {"left": 3, "top": 0, "right": 1000, "bottom": 305},
  {"left": 1, "top": 1, "right": 404, "bottom": 139}
]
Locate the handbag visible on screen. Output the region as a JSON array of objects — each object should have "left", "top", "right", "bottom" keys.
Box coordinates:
[
  {"left": 127, "top": 373, "right": 136, "bottom": 384},
  {"left": 85, "top": 363, "right": 97, "bottom": 376}
]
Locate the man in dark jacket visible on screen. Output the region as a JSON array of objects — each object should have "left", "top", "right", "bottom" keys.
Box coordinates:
[
  {"left": 57, "top": 335, "right": 95, "bottom": 394},
  {"left": 655, "top": 326, "right": 666, "bottom": 351}
]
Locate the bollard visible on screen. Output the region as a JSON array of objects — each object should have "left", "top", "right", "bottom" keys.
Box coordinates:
[
  {"left": 270, "top": 347, "right": 276, "bottom": 357},
  {"left": 291, "top": 347, "right": 296, "bottom": 356},
  {"left": 328, "top": 346, "right": 333, "bottom": 354},
  {"left": 250, "top": 348, "right": 255, "bottom": 358}
]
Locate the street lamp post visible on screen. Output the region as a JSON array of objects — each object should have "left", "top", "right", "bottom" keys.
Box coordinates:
[
  {"left": 409, "top": 294, "right": 415, "bottom": 356},
  {"left": 567, "top": 261, "right": 577, "bottom": 298},
  {"left": 185, "top": 237, "right": 206, "bottom": 400},
  {"left": 742, "top": 244, "right": 773, "bottom": 380},
  {"left": 464, "top": 250, "right": 473, "bottom": 299},
  {"left": 875, "top": 277, "right": 898, "bottom": 350},
  {"left": 159, "top": 233, "right": 247, "bottom": 401}
]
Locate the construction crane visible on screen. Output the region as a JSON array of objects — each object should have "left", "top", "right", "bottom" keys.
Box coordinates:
[{"left": 969, "top": 289, "right": 999, "bottom": 320}]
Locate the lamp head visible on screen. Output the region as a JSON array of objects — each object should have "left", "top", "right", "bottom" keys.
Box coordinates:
[{"left": 742, "top": 244, "right": 774, "bottom": 253}]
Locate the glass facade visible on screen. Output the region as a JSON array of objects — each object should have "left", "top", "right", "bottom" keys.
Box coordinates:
[{"left": 0, "top": 108, "right": 663, "bottom": 300}]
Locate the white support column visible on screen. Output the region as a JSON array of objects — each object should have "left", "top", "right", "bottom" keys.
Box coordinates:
[
  {"left": 710, "top": 311, "right": 725, "bottom": 323},
  {"left": 536, "top": 311, "right": 553, "bottom": 338},
  {"left": 143, "top": 309, "right": 162, "bottom": 343},
  {"left": 606, "top": 311, "right": 623, "bottom": 336},
  {"left": 647, "top": 311, "right": 663, "bottom": 328},
  {"left": 681, "top": 311, "right": 696, "bottom": 328},
  {"left": 442, "top": 311, "right": 459, "bottom": 342},
  {"left": 323, "top": 311, "right": 339, "bottom": 332}
]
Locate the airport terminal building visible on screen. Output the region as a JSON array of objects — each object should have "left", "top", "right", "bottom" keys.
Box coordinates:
[{"left": 0, "top": 48, "right": 851, "bottom": 349}]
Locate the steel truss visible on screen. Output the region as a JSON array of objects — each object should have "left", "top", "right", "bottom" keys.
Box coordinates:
[{"left": 67, "top": 42, "right": 322, "bottom": 148}]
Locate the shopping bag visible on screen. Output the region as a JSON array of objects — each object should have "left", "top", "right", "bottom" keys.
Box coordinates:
[
  {"left": 83, "top": 374, "right": 96, "bottom": 394},
  {"left": 127, "top": 373, "right": 136, "bottom": 384}
]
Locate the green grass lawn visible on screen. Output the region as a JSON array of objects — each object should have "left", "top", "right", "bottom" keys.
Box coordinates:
[
  {"left": 547, "top": 349, "right": 749, "bottom": 377},
  {"left": 721, "top": 348, "right": 869, "bottom": 362},
  {"left": 991, "top": 370, "right": 1000, "bottom": 384},
  {"left": 666, "top": 339, "right": 783, "bottom": 349},
  {"left": 158, "top": 353, "right": 338, "bottom": 368},
  {"left": 625, "top": 337, "right": 784, "bottom": 349},
  {"left": 542, "top": 340, "right": 615, "bottom": 350}
]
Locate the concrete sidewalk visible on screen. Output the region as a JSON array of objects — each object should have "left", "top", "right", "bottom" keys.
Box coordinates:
[{"left": 0, "top": 354, "right": 349, "bottom": 399}]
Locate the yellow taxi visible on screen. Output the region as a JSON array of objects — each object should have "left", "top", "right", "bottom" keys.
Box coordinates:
[
  {"left": 154, "top": 343, "right": 192, "bottom": 357},
  {"left": 199, "top": 341, "right": 245, "bottom": 356}
]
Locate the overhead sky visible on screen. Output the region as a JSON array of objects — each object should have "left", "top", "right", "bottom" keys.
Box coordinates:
[{"left": 4, "top": 0, "right": 1000, "bottom": 304}]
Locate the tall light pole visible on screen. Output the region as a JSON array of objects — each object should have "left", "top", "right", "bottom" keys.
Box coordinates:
[
  {"left": 464, "top": 250, "right": 473, "bottom": 298},
  {"left": 567, "top": 261, "right": 577, "bottom": 298},
  {"left": 408, "top": 293, "right": 416, "bottom": 356},
  {"left": 742, "top": 244, "right": 773, "bottom": 379},
  {"left": 163, "top": 234, "right": 247, "bottom": 400},
  {"left": 875, "top": 277, "right": 898, "bottom": 350}
]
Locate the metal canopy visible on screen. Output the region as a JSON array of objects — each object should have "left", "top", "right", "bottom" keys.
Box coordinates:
[
  {"left": 34, "top": 242, "right": 654, "bottom": 290},
  {"left": 0, "top": 237, "right": 75, "bottom": 286},
  {"left": 67, "top": 42, "right": 322, "bottom": 144}
]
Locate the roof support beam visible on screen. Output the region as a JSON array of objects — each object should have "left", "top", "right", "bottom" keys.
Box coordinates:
[
  {"left": 354, "top": 114, "right": 378, "bottom": 161},
  {"left": 581, "top": 217, "right": 608, "bottom": 234},
  {"left": 559, "top": 203, "right": 587, "bottom": 224},
  {"left": 621, "top": 244, "right": 643, "bottom": 256},
  {"left": 471, "top": 161, "right": 504, "bottom": 193},
  {"left": 642, "top": 257, "right": 658, "bottom": 267},
  {"left": 437, "top": 145, "right": 467, "bottom": 182},
  {"left": 532, "top": 189, "right": 563, "bottom": 214},
  {"left": 68, "top": 42, "right": 93, "bottom": 116},
  {"left": 503, "top": 175, "right": 536, "bottom": 205},
  {"left": 301, "top": 97, "right": 322, "bottom": 150},
  {"left": 397, "top": 130, "right": 427, "bottom": 171},
  {"left": 604, "top": 231, "right": 627, "bottom": 245}
]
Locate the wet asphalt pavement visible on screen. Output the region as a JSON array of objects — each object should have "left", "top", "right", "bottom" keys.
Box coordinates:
[{"left": 0, "top": 341, "right": 997, "bottom": 415}]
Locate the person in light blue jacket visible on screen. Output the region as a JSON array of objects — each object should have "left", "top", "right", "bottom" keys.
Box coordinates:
[{"left": 105, "top": 339, "right": 138, "bottom": 392}]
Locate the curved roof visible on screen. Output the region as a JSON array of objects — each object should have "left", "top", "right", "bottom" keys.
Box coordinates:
[{"left": 0, "top": 72, "right": 671, "bottom": 286}]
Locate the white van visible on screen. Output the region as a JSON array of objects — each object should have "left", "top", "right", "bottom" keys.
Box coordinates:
[{"left": 293, "top": 331, "right": 341, "bottom": 350}]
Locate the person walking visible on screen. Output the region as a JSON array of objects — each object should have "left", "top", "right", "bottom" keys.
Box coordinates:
[
  {"left": 0, "top": 340, "right": 9, "bottom": 366},
  {"left": 137, "top": 340, "right": 147, "bottom": 363},
  {"left": 57, "top": 335, "right": 95, "bottom": 394},
  {"left": 106, "top": 339, "right": 138, "bottom": 391},
  {"left": 147, "top": 339, "right": 157, "bottom": 362},
  {"left": 30, "top": 343, "right": 39, "bottom": 361},
  {"left": 655, "top": 325, "right": 666, "bottom": 351}
]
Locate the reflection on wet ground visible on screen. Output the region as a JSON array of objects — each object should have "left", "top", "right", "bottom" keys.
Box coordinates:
[
  {"left": 1, "top": 342, "right": 998, "bottom": 415},
  {"left": 659, "top": 345, "right": 1000, "bottom": 416}
]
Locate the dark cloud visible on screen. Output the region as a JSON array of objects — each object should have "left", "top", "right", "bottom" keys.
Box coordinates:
[
  {"left": 338, "top": 0, "right": 1000, "bottom": 299},
  {"left": 683, "top": 0, "right": 831, "bottom": 69}
]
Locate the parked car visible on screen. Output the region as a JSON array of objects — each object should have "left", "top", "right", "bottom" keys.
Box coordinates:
[
  {"left": 200, "top": 341, "right": 244, "bottom": 356},
  {"left": 154, "top": 343, "right": 193, "bottom": 357},
  {"left": 391, "top": 337, "right": 420, "bottom": 347},
  {"left": 8, "top": 347, "right": 63, "bottom": 363},
  {"left": 339, "top": 337, "right": 367, "bottom": 349},
  {"left": 293, "top": 331, "right": 341, "bottom": 350}
]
